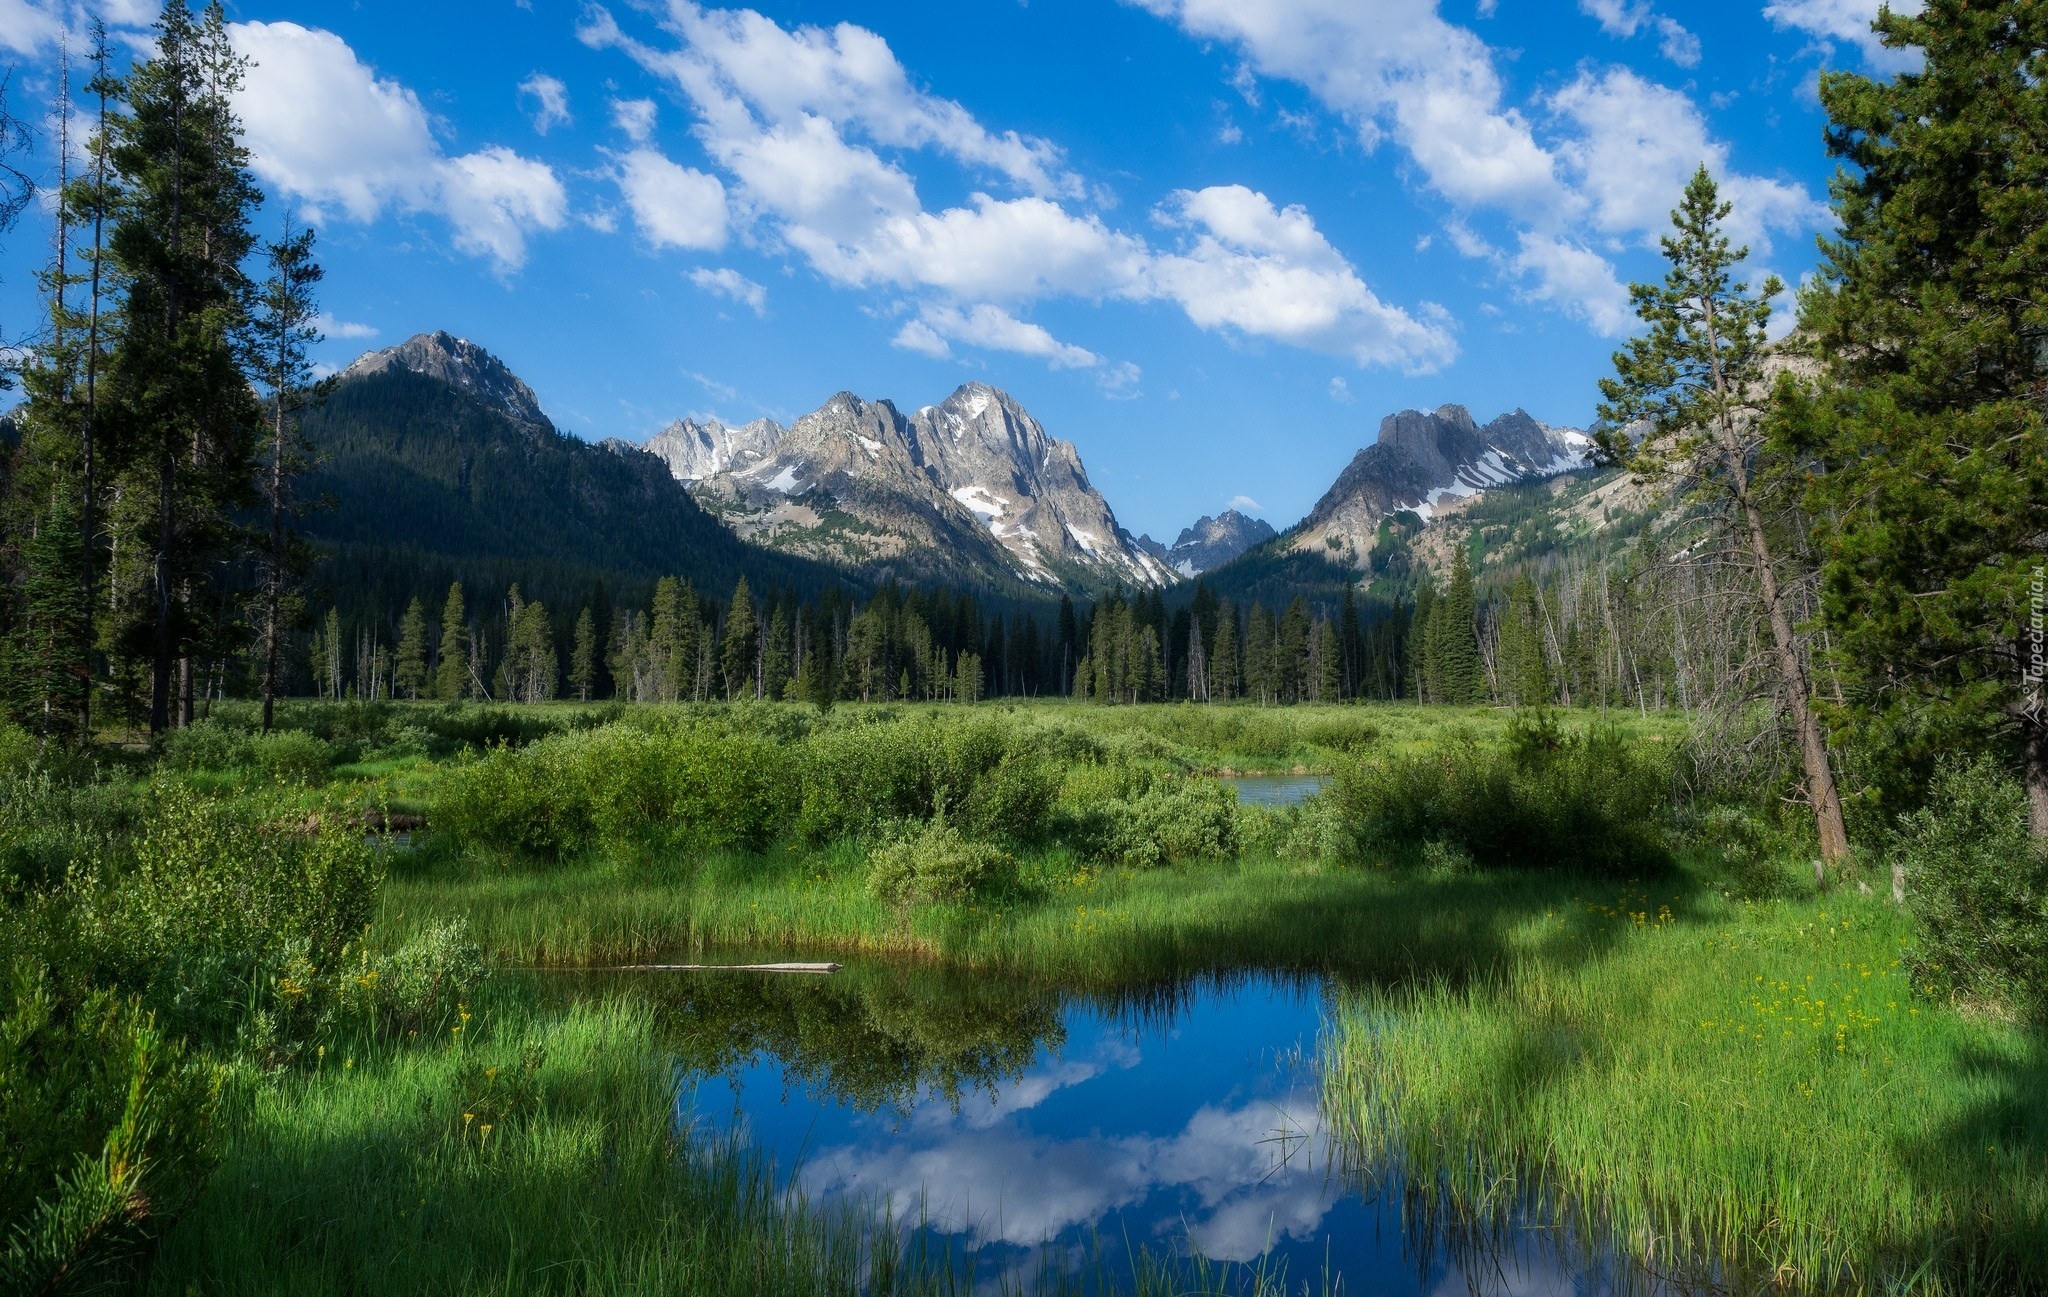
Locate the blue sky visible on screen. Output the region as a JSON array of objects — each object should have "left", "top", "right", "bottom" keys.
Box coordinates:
[{"left": 1, "top": 0, "right": 1913, "bottom": 540}]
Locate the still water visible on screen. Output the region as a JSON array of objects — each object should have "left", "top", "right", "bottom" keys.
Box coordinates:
[
  {"left": 1219, "top": 774, "right": 1331, "bottom": 807},
  {"left": 634, "top": 962, "right": 1664, "bottom": 1294}
]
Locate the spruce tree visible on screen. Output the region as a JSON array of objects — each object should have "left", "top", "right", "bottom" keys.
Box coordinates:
[
  {"left": 252, "top": 217, "right": 323, "bottom": 730},
  {"left": 570, "top": 606, "right": 597, "bottom": 701},
  {"left": 1597, "top": 164, "right": 1853, "bottom": 871},
  {"left": 105, "top": 3, "right": 265, "bottom": 732},
  {"left": 1315, "top": 620, "right": 1343, "bottom": 704},
  {"left": 1209, "top": 601, "right": 1240, "bottom": 701},
  {"left": 393, "top": 596, "right": 428, "bottom": 700},
  {"left": 720, "top": 576, "right": 757, "bottom": 701},
  {"left": 1438, "top": 548, "right": 1482, "bottom": 705},
  {"left": 433, "top": 582, "right": 469, "bottom": 701},
  {"left": 1790, "top": 0, "right": 2048, "bottom": 836}
]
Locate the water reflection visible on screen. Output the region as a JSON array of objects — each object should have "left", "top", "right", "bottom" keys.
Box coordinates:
[{"left": 576, "top": 961, "right": 1685, "bottom": 1294}]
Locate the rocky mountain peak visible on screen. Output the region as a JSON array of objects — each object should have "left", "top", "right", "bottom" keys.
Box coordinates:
[
  {"left": 1290, "top": 404, "right": 1590, "bottom": 565},
  {"left": 667, "top": 382, "right": 1166, "bottom": 591},
  {"left": 342, "top": 331, "right": 551, "bottom": 431},
  {"left": 644, "top": 414, "right": 785, "bottom": 482}
]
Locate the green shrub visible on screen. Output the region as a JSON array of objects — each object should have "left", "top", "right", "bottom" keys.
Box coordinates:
[
  {"left": 432, "top": 724, "right": 792, "bottom": 857},
  {"left": 1896, "top": 756, "right": 2048, "bottom": 1021},
  {"left": 1421, "top": 838, "right": 1475, "bottom": 880},
  {"left": 161, "top": 717, "right": 255, "bottom": 772},
  {"left": 1692, "top": 804, "right": 1800, "bottom": 901},
  {"left": 865, "top": 817, "right": 1016, "bottom": 906},
  {"left": 250, "top": 729, "right": 334, "bottom": 783},
  {"left": 1332, "top": 724, "right": 1670, "bottom": 874},
  {"left": 77, "top": 794, "right": 383, "bottom": 1047},
  {"left": 794, "top": 714, "right": 1063, "bottom": 843},
  {"left": 1071, "top": 777, "right": 1240, "bottom": 867}
]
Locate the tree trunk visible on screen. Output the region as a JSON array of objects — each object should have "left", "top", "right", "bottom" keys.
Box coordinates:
[
  {"left": 2025, "top": 720, "right": 2048, "bottom": 842},
  {"left": 149, "top": 453, "right": 175, "bottom": 734},
  {"left": 1740, "top": 495, "right": 1852, "bottom": 872}
]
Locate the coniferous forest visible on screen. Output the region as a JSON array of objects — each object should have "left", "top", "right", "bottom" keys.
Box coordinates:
[{"left": 0, "top": 3, "right": 2044, "bottom": 1295}]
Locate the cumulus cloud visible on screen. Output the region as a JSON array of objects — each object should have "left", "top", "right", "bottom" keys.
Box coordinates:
[
  {"left": 1149, "top": 185, "right": 1456, "bottom": 371},
  {"left": 1579, "top": 0, "right": 1700, "bottom": 66},
  {"left": 914, "top": 303, "right": 1102, "bottom": 369},
  {"left": 0, "top": 0, "right": 64, "bottom": 56},
  {"left": 689, "top": 265, "right": 765, "bottom": 314},
  {"left": 612, "top": 146, "right": 728, "bottom": 250},
  {"left": 518, "top": 72, "right": 571, "bottom": 135},
  {"left": 611, "top": 97, "right": 658, "bottom": 142},
  {"left": 1328, "top": 376, "right": 1352, "bottom": 403},
  {"left": 229, "top": 22, "right": 566, "bottom": 271},
  {"left": 891, "top": 318, "right": 952, "bottom": 358},
  {"left": 1764, "top": 0, "right": 1924, "bottom": 71},
  {"left": 582, "top": 3, "right": 1453, "bottom": 372},
  {"left": 1548, "top": 67, "right": 1823, "bottom": 257},
  {"left": 1130, "top": 0, "right": 1824, "bottom": 336}
]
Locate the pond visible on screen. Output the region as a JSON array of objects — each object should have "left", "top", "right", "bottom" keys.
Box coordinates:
[
  {"left": 1219, "top": 774, "right": 1331, "bottom": 807},
  {"left": 588, "top": 959, "right": 1672, "bottom": 1295}
]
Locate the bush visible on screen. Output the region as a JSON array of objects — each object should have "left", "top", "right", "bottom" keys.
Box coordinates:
[
  {"left": 1896, "top": 757, "right": 2048, "bottom": 1021},
  {"left": 250, "top": 729, "right": 335, "bottom": 783},
  {"left": 1332, "top": 724, "right": 1670, "bottom": 875},
  {"left": 866, "top": 817, "right": 1016, "bottom": 906},
  {"left": 1071, "top": 777, "right": 1240, "bottom": 868},
  {"left": 794, "top": 715, "right": 1063, "bottom": 843},
  {"left": 161, "top": 717, "right": 254, "bottom": 772},
  {"left": 432, "top": 724, "right": 792, "bottom": 857}
]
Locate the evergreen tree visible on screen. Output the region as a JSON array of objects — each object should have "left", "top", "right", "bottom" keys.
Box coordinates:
[
  {"left": 762, "top": 602, "right": 791, "bottom": 700},
  {"left": 392, "top": 596, "right": 428, "bottom": 700},
  {"left": 252, "top": 216, "right": 323, "bottom": 731},
  {"left": 1314, "top": 620, "right": 1343, "bottom": 704},
  {"left": 105, "top": 3, "right": 266, "bottom": 732},
  {"left": 433, "top": 582, "right": 469, "bottom": 701},
  {"left": 1597, "top": 164, "right": 1853, "bottom": 871},
  {"left": 1791, "top": 0, "right": 2048, "bottom": 836},
  {"left": 1278, "top": 598, "right": 1311, "bottom": 702},
  {"left": 570, "top": 605, "right": 597, "bottom": 701},
  {"left": 1408, "top": 583, "right": 1436, "bottom": 703},
  {"left": 1245, "top": 604, "right": 1279, "bottom": 704},
  {"left": 9, "top": 494, "right": 90, "bottom": 743},
  {"left": 1437, "top": 548, "right": 1482, "bottom": 705},
  {"left": 720, "top": 576, "right": 757, "bottom": 700},
  {"left": 1209, "top": 600, "right": 1240, "bottom": 701}
]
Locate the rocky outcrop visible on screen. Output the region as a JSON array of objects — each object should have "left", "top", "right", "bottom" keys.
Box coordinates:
[
  {"left": 341, "top": 331, "right": 552, "bottom": 434},
  {"left": 670, "top": 382, "right": 1170, "bottom": 591},
  {"left": 1291, "top": 405, "right": 1590, "bottom": 564},
  {"left": 1140, "top": 510, "right": 1276, "bottom": 577}
]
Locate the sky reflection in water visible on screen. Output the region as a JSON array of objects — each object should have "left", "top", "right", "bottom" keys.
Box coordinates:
[{"left": 676, "top": 970, "right": 1644, "bottom": 1294}]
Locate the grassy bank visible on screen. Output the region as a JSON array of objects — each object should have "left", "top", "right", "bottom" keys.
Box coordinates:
[
  {"left": 149, "top": 994, "right": 951, "bottom": 1297},
  {"left": 1323, "top": 882, "right": 2048, "bottom": 1293}
]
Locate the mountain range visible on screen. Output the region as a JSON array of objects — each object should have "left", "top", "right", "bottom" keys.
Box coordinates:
[
  {"left": 311, "top": 332, "right": 1597, "bottom": 612},
  {"left": 644, "top": 384, "right": 1170, "bottom": 593}
]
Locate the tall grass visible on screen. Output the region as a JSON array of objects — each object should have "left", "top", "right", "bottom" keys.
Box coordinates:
[
  {"left": 1321, "top": 877, "right": 2048, "bottom": 1293},
  {"left": 147, "top": 993, "right": 957, "bottom": 1296}
]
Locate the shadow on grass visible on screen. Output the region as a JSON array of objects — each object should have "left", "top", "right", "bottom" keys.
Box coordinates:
[{"left": 1892, "top": 1032, "right": 2048, "bottom": 1290}]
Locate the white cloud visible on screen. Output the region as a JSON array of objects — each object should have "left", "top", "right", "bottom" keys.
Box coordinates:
[
  {"left": 229, "top": 22, "right": 566, "bottom": 272},
  {"left": 1149, "top": 186, "right": 1457, "bottom": 371},
  {"left": 584, "top": 4, "right": 1450, "bottom": 373},
  {"left": 518, "top": 72, "right": 571, "bottom": 135},
  {"left": 1510, "top": 232, "right": 1632, "bottom": 335},
  {"left": 1548, "top": 67, "right": 1824, "bottom": 257},
  {"left": 1763, "top": 0, "right": 1924, "bottom": 71},
  {"left": 891, "top": 318, "right": 950, "bottom": 358},
  {"left": 1228, "top": 494, "right": 1262, "bottom": 512},
  {"left": 0, "top": 0, "right": 63, "bottom": 56},
  {"left": 1131, "top": 0, "right": 1822, "bottom": 336},
  {"left": 1655, "top": 17, "right": 1702, "bottom": 66},
  {"left": 1328, "top": 375, "right": 1352, "bottom": 403},
  {"left": 611, "top": 97, "right": 658, "bottom": 142},
  {"left": 689, "top": 265, "right": 766, "bottom": 314},
  {"left": 613, "top": 147, "right": 728, "bottom": 251},
  {"left": 914, "top": 303, "right": 1102, "bottom": 369},
  {"left": 312, "top": 312, "right": 378, "bottom": 340}
]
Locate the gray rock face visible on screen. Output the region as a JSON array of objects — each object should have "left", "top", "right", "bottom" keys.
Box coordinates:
[
  {"left": 1144, "top": 510, "right": 1276, "bottom": 577},
  {"left": 644, "top": 416, "right": 786, "bottom": 481},
  {"left": 1293, "top": 404, "right": 1590, "bottom": 563},
  {"left": 674, "top": 382, "right": 1169, "bottom": 590},
  {"left": 343, "top": 331, "right": 551, "bottom": 432}
]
